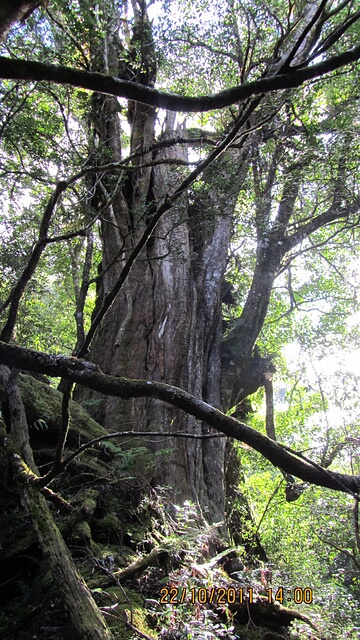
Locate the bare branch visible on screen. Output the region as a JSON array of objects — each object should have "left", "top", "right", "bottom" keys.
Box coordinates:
[
  {"left": 279, "top": 0, "right": 328, "bottom": 70},
  {"left": 1, "top": 341, "right": 360, "bottom": 496},
  {"left": 0, "top": 43, "right": 360, "bottom": 112},
  {"left": 48, "top": 430, "right": 224, "bottom": 483},
  {"left": 284, "top": 198, "right": 359, "bottom": 252},
  {"left": 315, "top": 528, "right": 360, "bottom": 571}
]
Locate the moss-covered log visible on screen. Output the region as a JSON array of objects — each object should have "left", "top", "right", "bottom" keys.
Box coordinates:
[
  {"left": 0, "top": 373, "right": 106, "bottom": 443},
  {"left": 22, "top": 483, "right": 115, "bottom": 640},
  {"left": 227, "top": 595, "right": 317, "bottom": 632},
  {"left": 0, "top": 365, "right": 114, "bottom": 640},
  {"left": 114, "top": 546, "right": 169, "bottom": 581}
]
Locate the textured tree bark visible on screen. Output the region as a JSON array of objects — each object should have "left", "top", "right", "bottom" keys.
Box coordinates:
[
  {"left": 81, "top": 125, "right": 237, "bottom": 521},
  {"left": 72, "top": 1, "right": 250, "bottom": 523},
  {"left": 80, "top": 113, "right": 257, "bottom": 520}
]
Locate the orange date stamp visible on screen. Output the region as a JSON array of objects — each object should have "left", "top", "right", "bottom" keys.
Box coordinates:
[{"left": 159, "top": 586, "right": 313, "bottom": 606}]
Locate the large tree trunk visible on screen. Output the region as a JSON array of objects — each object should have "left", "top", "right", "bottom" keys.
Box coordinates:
[
  {"left": 81, "top": 118, "right": 248, "bottom": 521},
  {"left": 74, "top": 1, "right": 298, "bottom": 524},
  {"left": 73, "top": 1, "right": 255, "bottom": 522}
]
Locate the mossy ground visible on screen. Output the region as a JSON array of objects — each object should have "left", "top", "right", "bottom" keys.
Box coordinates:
[{"left": 0, "top": 379, "right": 312, "bottom": 640}]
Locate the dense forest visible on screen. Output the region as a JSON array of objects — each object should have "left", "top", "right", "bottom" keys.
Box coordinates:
[{"left": 0, "top": 1, "right": 359, "bottom": 639}]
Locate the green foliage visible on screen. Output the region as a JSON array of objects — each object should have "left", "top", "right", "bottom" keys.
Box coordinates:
[
  {"left": 101, "top": 441, "right": 151, "bottom": 474},
  {"left": 237, "top": 366, "right": 360, "bottom": 639},
  {"left": 236, "top": 441, "right": 360, "bottom": 638}
]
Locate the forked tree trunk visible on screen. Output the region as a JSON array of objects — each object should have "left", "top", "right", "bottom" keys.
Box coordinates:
[
  {"left": 74, "top": 1, "right": 266, "bottom": 523},
  {"left": 79, "top": 110, "right": 247, "bottom": 521}
]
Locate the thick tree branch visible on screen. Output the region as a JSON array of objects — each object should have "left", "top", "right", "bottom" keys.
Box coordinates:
[
  {"left": 0, "top": 44, "right": 360, "bottom": 112},
  {"left": 1, "top": 340, "right": 359, "bottom": 496},
  {"left": 285, "top": 198, "right": 359, "bottom": 251},
  {"left": 0, "top": 0, "right": 44, "bottom": 41}
]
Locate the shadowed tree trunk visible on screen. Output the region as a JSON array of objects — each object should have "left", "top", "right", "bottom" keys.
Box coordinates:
[{"left": 73, "top": 1, "right": 258, "bottom": 522}]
